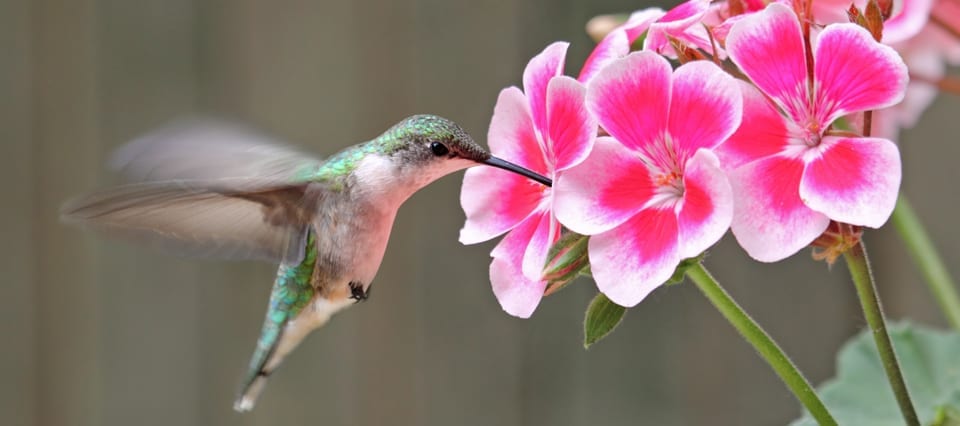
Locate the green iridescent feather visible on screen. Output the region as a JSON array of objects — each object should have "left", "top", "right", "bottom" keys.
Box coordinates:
[
  {"left": 242, "top": 231, "right": 317, "bottom": 384},
  {"left": 292, "top": 115, "right": 467, "bottom": 189}
]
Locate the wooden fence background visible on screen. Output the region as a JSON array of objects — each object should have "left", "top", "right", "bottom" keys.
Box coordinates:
[{"left": 3, "top": 0, "right": 959, "bottom": 425}]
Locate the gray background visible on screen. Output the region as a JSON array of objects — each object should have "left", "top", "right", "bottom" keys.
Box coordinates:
[{"left": 3, "top": 0, "right": 958, "bottom": 425}]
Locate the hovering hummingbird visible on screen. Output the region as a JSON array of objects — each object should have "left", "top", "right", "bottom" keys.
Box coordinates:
[{"left": 61, "top": 115, "right": 551, "bottom": 412}]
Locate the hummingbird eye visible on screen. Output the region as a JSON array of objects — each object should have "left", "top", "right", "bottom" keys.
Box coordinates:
[{"left": 430, "top": 141, "right": 450, "bottom": 157}]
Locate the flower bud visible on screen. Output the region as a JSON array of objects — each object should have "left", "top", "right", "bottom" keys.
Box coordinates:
[{"left": 542, "top": 232, "right": 590, "bottom": 296}]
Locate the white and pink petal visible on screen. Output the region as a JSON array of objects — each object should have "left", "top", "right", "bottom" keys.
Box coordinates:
[
  {"left": 589, "top": 208, "right": 680, "bottom": 307},
  {"left": 490, "top": 254, "right": 546, "bottom": 318},
  {"left": 728, "top": 156, "right": 831, "bottom": 262},
  {"left": 676, "top": 150, "right": 733, "bottom": 259},
  {"left": 813, "top": 23, "right": 909, "bottom": 123},
  {"left": 586, "top": 51, "right": 672, "bottom": 152},
  {"left": 554, "top": 137, "right": 656, "bottom": 235},
  {"left": 799, "top": 136, "right": 901, "bottom": 228},
  {"left": 726, "top": 3, "right": 809, "bottom": 122},
  {"left": 546, "top": 76, "right": 596, "bottom": 172},
  {"left": 716, "top": 81, "right": 792, "bottom": 170},
  {"left": 667, "top": 60, "right": 743, "bottom": 158},
  {"left": 523, "top": 42, "right": 569, "bottom": 139},
  {"left": 486, "top": 87, "right": 549, "bottom": 173},
  {"left": 460, "top": 165, "right": 546, "bottom": 244}
]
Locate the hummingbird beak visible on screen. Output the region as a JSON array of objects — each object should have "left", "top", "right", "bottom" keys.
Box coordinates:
[{"left": 482, "top": 156, "right": 552, "bottom": 187}]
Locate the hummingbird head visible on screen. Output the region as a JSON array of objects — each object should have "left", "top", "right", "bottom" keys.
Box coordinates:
[{"left": 380, "top": 115, "right": 552, "bottom": 187}]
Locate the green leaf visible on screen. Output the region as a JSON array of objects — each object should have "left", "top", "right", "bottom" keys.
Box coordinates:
[
  {"left": 584, "top": 293, "right": 626, "bottom": 349},
  {"left": 790, "top": 323, "right": 960, "bottom": 426}
]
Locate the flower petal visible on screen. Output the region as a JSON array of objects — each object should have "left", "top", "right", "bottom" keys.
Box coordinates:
[
  {"left": 677, "top": 150, "right": 733, "bottom": 259},
  {"left": 799, "top": 136, "right": 901, "bottom": 228},
  {"left": 578, "top": 8, "right": 665, "bottom": 83},
  {"left": 523, "top": 42, "right": 569, "bottom": 139},
  {"left": 460, "top": 87, "right": 548, "bottom": 244},
  {"left": 668, "top": 60, "right": 742, "bottom": 158},
  {"left": 589, "top": 208, "right": 680, "bottom": 307},
  {"left": 814, "top": 23, "right": 909, "bottom": 123},
  {"left": 729, "top": 156, "right": 830, "bottom": 262},
  {"left": 716, "top": 81, "right": 792, "bottom": 170},
  {"left": 644, "top": 0, "right": 712, "bottom": 53},
  {"left": 882, "top": 0, "right": 934, "bottom": 44},
  {"left": 490, "top": 254, "right": 546, "bottom": 318},
  {"left": 579, "top": 28, "right": 630, "bottom": 84},
  {"left": 460, "top": 165, "right": 545, "bottom": 244},
  {"left": 586, "top": 51, "right": 672, "bottom": 152},
  {"left": 726, "top": 3, "right": 808, "bottom": 122},
  {"left": 521, "top": 211, "right": 560, "bottom": 282},
  {"left": 486, "top": 87, "right": 548, "bottom": 172},
  {"left": 546, "top": 76, "right": 596, "bottom": 171},
  {"left": 554, "top": 137, "right": 655, "bottom": 235}
]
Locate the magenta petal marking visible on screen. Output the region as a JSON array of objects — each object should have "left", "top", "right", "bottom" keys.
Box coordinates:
[
  {"left": 546, "top": 76, "right": 596, "bottom": 171},
  {"left": 486, "top": 87, "right": 548, "bottom": 173},
  {"left": 668, "top": 60, "right": 742, "bottom": 158},
  {"left": 800, "top": 137, "right": 901, "bottom": 228},
  {"left": 716, "top": 81, "right": 791, "bottom": 170},
  {"left": 677, "top": 150, "right": 733, "bottom": 259},
  {"left": 589, "top": 208, "right": 680, "bottom": 307},
  {"left": 729, "top": 156, "right": 830, "bottom": 262},
  {"left": 586, "top": 51, "right": 672, "bottom": 152},
  {"left": 523, "top": 42, "right": 569, "bottom": 140},
  {"left": 490, "top": 255, "right": 545, "bottom": 318},
  {"left": 553, "top": 137, "right": 655, "bottom": 235},
  {"left": 460, "top": 165, "right": 545, "bottom": 244},
  {"left": 813, "top": 24, "right": 909, "bottom": 124},
  {"left": 726, "top": 3, "right": 808, "bottom": 121}
]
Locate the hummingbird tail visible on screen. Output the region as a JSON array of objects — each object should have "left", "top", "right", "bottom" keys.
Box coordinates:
[{"left": 234, "top": 376, "right": 269, "bottom": 412}]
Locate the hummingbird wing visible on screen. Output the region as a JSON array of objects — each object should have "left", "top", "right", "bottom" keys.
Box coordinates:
[
  {"left": 61, "top": 180, "right": 315, "bottom": 263},
  {"left": 63, "top": 119, "right": 328, "bottom": 263},
  {"left": 110, "top": 118, "right": 319, "bottom": 184}
]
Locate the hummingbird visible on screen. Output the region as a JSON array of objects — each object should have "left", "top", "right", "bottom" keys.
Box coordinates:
[{"left": 61, "top": 114, "right": 551, "bottom": 412}]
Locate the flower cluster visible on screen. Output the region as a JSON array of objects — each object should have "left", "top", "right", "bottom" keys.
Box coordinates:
[{"left": 460, "top": 0, "right": 948, "bottom": 317}]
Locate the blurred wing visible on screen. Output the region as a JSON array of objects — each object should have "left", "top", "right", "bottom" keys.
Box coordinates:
[
  {"left": 110, "top": 118, "right": 322, "bottom": 183},
  {"left": 61, "top": 180, "right": 317, "bottom": 264}
]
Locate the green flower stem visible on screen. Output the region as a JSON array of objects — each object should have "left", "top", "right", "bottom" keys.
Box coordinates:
[
  {"left": 844, "top": 241, "right": 920, "bottom": 426},
  {"left": 686, "top": 263, "right": 837, "bottom": 426},
  {"left": 891, "top": 195, "right": 960, "bottom": 330}
]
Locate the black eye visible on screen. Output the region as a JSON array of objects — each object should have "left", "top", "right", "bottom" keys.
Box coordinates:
[{"left": 430, "top": 141, "right": 450, "bottom": 156}]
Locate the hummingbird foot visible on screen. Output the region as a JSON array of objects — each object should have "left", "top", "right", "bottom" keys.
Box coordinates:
[{"left": 348, "top": 281, "right": 369, "bottom": 302}]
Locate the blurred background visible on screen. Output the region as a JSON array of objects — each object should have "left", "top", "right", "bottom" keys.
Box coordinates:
[{"left": 3, "top": 0, "right": 959, "bottom": 425}]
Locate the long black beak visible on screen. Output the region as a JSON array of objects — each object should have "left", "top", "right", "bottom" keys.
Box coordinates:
[{"left": 483, "top": 156, "right": 552, "bottom": 187}]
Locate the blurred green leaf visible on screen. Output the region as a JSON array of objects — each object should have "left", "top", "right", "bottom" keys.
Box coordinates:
[
  {"left": 584, "top": 293, "right": 626, "bottom": 349},
  {"left": 790, "top": 323, "right": 960, "bottom": 426}
]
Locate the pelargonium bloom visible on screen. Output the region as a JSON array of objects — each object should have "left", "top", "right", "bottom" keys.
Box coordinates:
[
  {"left": 460, "top": 42, "right": 596, "bottom": 318},
  {"left": 578, "top": 0, "right": 714, "bottom": 83},
  {"left": 554, "top": 52, "right": 740, "bottom": 307},
  {"left": 720, "top": 3, "right": 908, "bottom": 262}
]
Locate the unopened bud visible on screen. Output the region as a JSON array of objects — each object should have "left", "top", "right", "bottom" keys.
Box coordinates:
[
  {"left": 542, "top": 232, "right": 590, "bottom": 296},
  {"left": 586, "top": 14, "right": 629, "bottom": 43}
]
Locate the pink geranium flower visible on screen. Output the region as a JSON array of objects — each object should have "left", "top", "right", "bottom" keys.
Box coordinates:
[
  {"left": 719, "top": 3, "right": 908, "bottom": 262},
  {"left": 554, "top": 52, "right": 740, "bottom": 307},
  {"left": 578, "top": 0, "right": 714, "bottom": 83},
  {"left": 460, "top": 42, "right": 596, "bottom": 318}
]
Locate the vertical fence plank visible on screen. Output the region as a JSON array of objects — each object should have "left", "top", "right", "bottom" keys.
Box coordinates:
[
  {"left": 0, "top": 1, "right": 36, "bottom": 425},
  {"left": 32, "top": 1, "right": 104, "bottom": 425},
  {"left": 93, "top": 1, "right": 202, "bottom": 425}
]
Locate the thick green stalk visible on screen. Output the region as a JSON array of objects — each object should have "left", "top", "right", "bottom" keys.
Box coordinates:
[
  {"left": 686, "top": 263, "right": 837, "bottom": 426},
  {"left": 844, "top": 241, "right": 920, "bottom": 426},
  {"left": 891, "top": 195, "right": 960, "bottom": 330}
]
